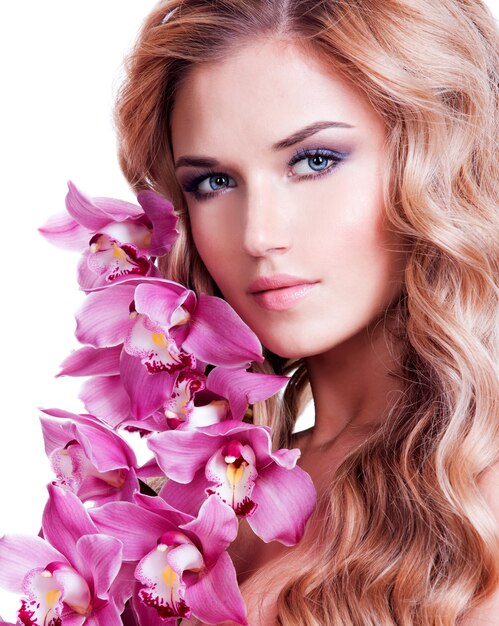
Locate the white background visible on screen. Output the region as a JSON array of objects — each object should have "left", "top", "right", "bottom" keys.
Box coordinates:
[{"left": 0, "top": 1, "right": 497, "bottom": 621}]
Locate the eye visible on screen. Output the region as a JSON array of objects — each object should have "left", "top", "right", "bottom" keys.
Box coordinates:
[
  {"left": 288, "top": 148, "right": 346, "bottom": 177},
  {"left": 197, "top": 174, "right": 235, "bottom": 193},
  {"left": 181, "top": 171, "right": 236, "bottom": 200}
]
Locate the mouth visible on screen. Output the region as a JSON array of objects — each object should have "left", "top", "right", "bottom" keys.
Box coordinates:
[{"left": 250, "top": 282, "right": 319, "bottom": 311}]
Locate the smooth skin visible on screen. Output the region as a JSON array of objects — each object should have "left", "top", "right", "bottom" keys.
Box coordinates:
[{"left": 171, "top": 38, "right": 499, "bottom": 625}]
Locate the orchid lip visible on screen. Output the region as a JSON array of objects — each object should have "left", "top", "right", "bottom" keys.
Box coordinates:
[{"left": 247, "top": 274, "right": 319, "bottom": 293}]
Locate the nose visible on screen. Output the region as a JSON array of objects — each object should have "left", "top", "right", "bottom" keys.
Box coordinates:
[{"left": 240, "top": 175, "right": 292, "bottom": 258}]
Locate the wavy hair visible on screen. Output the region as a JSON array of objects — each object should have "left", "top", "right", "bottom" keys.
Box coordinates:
[{"left": 114, "top": 0, "right": 499, "bottom": 623}]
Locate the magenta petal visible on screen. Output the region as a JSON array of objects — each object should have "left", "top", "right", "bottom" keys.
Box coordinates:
[
  {"left": 87, "top": 599, "right": 123, "bottom": 626},
  {"left": 75, "top": 284, "right": 135, "bottom": 347},
  {"left": 120, "top": 351, "right": 176, "bottom": 420},
  {"left": 184, "top": 295, "right": 263, "bottom": 367},
  {"left": 147, "top": 430, "right": 220, "bottom": 484},
  {"left": 132, "top": 585, "right": 178, "bottom": 626},
  {"left": 247, "top": 464, "right": 317, "bottom": 546},
  {"left": 109, "top": 562, "right": 137, "bottom": 614},
  {"left": 137, "top": 190, "right": 179, "bottom": 257},
  {"left": 42, "top": 484, "right": 98, "bottom": 567},
  {"left": 75, "top": 422, "right": 137, "bottom": 472},
  {"left": 185, "top": 551, "right": 248, "bottom": 626},
  {"left": 65, "top": 181, "right": 112, "bottom": 230},
  {"left": 0, "top": 535, "right": 66, "bottom": 592},
  {"left": 58, "top": 346, "right": 122, "bottom": 377},
  {"left": 77, "top": 251, "right": 110, "bottom": 291},
  {"left": 80, "top": 375, "right": 132, "bottom": 428},
  {"left": 39, "top": 410, "right": 75, "bottom": 456},
  {"left": 75, "top": 534, "right": 123, "bottom": 601},
  {"left": 133, "top": 282, "right": 189, "bottom": 326},
  {"left": 206, "top": 367, "right": 288, "bottom": 420},
  {"left": 92, "top": 196, "right": 143, "bottom": 222},
  {"left": 38, "top": 212, "right": 91, "bottom": 250},
  {"left": 180, "top": 496, "right": 237, "bottom": 565},
  {"left": 90, "top": 502, "right": 172, "bottom": 560},
  {"left": 159, "top": 474, "right": 209, "bottom": 518}
]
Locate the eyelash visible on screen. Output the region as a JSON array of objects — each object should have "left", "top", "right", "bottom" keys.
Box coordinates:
[{"left": 181, "top": 147, "right": 347, "bottom": 201}]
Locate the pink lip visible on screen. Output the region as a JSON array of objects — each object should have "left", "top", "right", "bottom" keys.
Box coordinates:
[{"left": 248, "top": 274, "right": 319, "bottom": 311}]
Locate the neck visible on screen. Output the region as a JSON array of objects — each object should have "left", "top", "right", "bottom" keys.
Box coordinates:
[{"left": 303, "top": 312, "right": 405, "bottom": 451}]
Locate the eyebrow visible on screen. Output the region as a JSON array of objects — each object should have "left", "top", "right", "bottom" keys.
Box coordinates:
[{"left": 174, "top": 120, "right": 354, "bottom": 170}]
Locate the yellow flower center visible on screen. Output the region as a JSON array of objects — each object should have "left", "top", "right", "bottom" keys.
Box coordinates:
[
  {"left": 46, "top": 589, "right": 61, "bottom": 609},
  {"left": 162, "top": 566, "right": 177, "bottom": 587},
  {"left": 112, "top": 242, "right": 127, "bottom": 259},
  {"left": 152, "top": 332, "right": 168, "bottom": 348},
  {"left": 226, "top": 461, "right": 247, "bottom": 486}
]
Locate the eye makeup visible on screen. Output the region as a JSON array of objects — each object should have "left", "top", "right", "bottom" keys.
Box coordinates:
[{"left": 179, "top": 146, "right": 349, "bottom": 201}]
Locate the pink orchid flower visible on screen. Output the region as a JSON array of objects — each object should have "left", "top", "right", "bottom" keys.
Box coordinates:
[
  {"left": 90, "top": 493, "right": 248, "bottom": 625},
  {"left": 148, "top": 421, "right": 317, "bottom": 546},
  {"left": 0, "top": 484, "right": 131, "bottom": 626},
  {"left": 39, "top": 408, "right": 160, "bottom": 506},
  {"left": 39, "top": 181, "right": 179, "bottom": 290},
  {"left": 80, "top": 366, "right": 288, "bottom": 435},
  {"left": 63, "top": 277, "right": 263, "bottom": 420}
]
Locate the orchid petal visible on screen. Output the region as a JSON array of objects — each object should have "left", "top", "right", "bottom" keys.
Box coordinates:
[
  {"left": 87, "top": 600, "right": 123, "bottom": 626},
  {"left": 39, "top": 410, "right": 76, "bottom": 457},
  {"left": 51, "top": 563, "right": 92, "bottom": 615},
  {"left": 133, "top": 282, "right": 190, "bottom": 328},
  {"left": 75, "top": 534, "right": 123, "bottom": 601},
  {"left": 159, "top": 473, "right": 209, "bottom": 518},
  {"left": 137, "top": 190, "right": 179, "bottom": 256},
  {"left": 42, "top": 484, "right": 98, "bottom": 568},
  {"left": 75, "top": 284, "right": 135, "bottom": 347},
  {"left": 0, "top": 535, "right": 66, "bottom": 592},
  {"left": 58, "top": 345, "right": 122, "bottom": 377},
  {"left": 77, "top": 251, "right": 110, "bottom": 291},
  {"left": 90, "top": 501, "right": 175, "bottom": 560},
  {"left": 132, "top": 587, "right": 177, "bottom": 626},
  {"left": 38, "top": 212, "right": 91, "bottom": 250},
  {"left": 86, "top": 240, "right": 151, "bottom": 284},
  {"left": 179, "top": 496, "right": 238, "bottom": 565},
  {"left": 74, "top": 421, "right": 137, "bottom": 472},
  {"left": 21, "top": 566, "right": 66, "bottom": 626},
  {"left": 205, "top": 444, "right": 258, "bottom": 517},
  {"left": 92, "top": 195, "right": 143, "bottom": 222},
  {"left": 125, "top": 314, "right": 194, "bottom": 375},
  {"left": 80, "top": 375, "right": 131, "bottom": 428},
  {"left": 108, "top": 561, "right": 136, "bottom": 614},
  {"left": 65, "top": 181, "right": 113, "bottom": 230},
  {"left": 120, "top": 351, "right": 176, "bottom": 420},
  {"left": 247, "top": 463, "right": 316, "bottom": 545},
  {"left": 184, "top": 295, "right": 263, "bottom": 367},
  {"left": 166, "top": 542, "right": 204, "bottom": 578},
  {"left": 147, "top": 430, "right": 220, "bottom": 484},
  {"left": 136, "top": 544, "right": 191, "bottom": 620},
  {"left": 185, "top": 551, "right": 248, "bottom": 626},
  {"left": 206, "top": 367, "right": 288, "bottom": 420}
]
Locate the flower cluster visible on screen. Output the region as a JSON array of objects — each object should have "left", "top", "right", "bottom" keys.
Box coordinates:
[{"left": 0, "top": 182, "right": 316, "bottom": 626}]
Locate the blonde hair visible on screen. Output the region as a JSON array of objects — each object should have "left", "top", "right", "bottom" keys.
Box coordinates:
[{"left": 114, "top": 0, "right": 499, "bottom": 623}]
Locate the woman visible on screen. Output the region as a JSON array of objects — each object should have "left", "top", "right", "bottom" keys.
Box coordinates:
[{"left": 114, "top": 0, "right": 498, "bottom": 624}]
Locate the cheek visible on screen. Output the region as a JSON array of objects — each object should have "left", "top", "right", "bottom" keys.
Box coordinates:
[{"left": 189, "top": 209, "right": 240, "bottom": 286}]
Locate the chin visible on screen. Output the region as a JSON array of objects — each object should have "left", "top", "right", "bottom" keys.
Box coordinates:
[{"left": 260, "top": 336, "right": 319, "bottom": 361}]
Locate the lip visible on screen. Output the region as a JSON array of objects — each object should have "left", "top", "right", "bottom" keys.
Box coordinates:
[
  {"left": 248, "top": 274, "right": 319, "bottom": 311},
  {"left": 247, "top": 274, "right": 317, "bottom": 293}
]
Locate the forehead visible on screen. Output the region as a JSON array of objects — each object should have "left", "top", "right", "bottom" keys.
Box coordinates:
[{"left": 170, "top": 38, "right": 383, "bottom": 157}]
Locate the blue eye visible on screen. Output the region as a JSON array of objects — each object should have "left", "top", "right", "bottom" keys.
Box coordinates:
[
  {"left": 182, "top": 171, "right": 235, "bottom": 200},
  {"left": 181, "top": 147, "right": 347, "bottom": 201},
  {"left": 198, "top": 174, "right": 234, "bottom": 193},
  {"left": 288, "top": 147, "right": 346, "bottom": 176}
]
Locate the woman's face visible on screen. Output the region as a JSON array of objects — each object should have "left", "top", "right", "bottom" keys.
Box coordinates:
[{"left": 171, "top": 39, "right": 406, "bottom": 359}]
